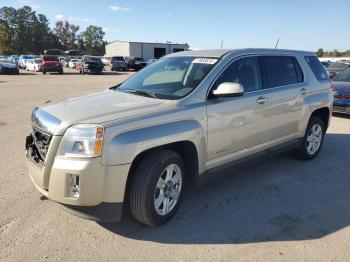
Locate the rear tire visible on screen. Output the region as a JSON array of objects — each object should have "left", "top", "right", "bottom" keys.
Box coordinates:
[
  {"left": 42, "top": 70, "right": 46, "bottom": 75},
  {"left": 296, "top": 116, "right": 325, "bottom": 160},
  {"left": 129, "top": 150, "right": 185, "bottom": 226}
]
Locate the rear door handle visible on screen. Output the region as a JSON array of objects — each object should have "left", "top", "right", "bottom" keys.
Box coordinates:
[
  {"left": 300, "top": 88, "right": 308, "bottom": 95},
  {"left": 256, "top": 96, "right": 268, "bottom": 104}
]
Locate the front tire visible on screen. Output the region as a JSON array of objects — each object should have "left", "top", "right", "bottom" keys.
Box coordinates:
[
  {"left": 297, "top": 116, "right": 325, "bottom": 160},
  {"left": 129, "top": 150, "right": 185, "bottom": 226}
]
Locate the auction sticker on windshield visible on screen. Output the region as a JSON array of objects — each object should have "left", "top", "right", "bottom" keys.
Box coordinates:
[{"left": 192, "top": 58, "right": 218, "bottom": 64}]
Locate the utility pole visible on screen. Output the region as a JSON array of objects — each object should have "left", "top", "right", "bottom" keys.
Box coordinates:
[{"left": 275, "top": 38, "right": 280, "bottom": 49}]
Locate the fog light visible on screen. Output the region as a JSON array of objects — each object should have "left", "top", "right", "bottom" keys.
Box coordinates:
[{"left": 67, "top": 174, "right": 80, "bottom": 198}]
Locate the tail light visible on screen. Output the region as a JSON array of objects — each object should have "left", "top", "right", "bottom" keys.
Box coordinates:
[{"left": 330, "top": 80, "right": 336, "bottom": 94}]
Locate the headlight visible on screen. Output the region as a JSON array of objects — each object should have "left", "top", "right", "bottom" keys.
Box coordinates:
[{"left": 57, "top": 124, "right": 104, "bottom": 158}]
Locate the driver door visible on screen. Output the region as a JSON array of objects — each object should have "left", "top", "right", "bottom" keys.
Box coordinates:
[{"left": 206, "top": 56, "right": 272, "bottom": 167}]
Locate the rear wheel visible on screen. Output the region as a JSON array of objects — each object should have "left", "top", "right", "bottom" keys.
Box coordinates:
[
  {"left": 42, "top": 70, "right": 46, "bottom": 75},
  {"left": 129, "top": 150, "right": 185, "bottom": 226},
  {"left": 297, "top": 116, "right": 325, "bottom": 160}
]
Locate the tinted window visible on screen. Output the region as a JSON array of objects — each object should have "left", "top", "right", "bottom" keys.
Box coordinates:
[
  {"left": 215, "top": 57, "right": 262, "bottom": 92},
  {"left": 305, "top": 56, "right": 328, "bottom": 81},
  {"left": 263, "top": 56, "right": 299, "bottom": 88}
]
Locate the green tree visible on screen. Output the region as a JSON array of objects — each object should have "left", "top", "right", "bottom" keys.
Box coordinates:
[
  {"left": 80, "top": 25, "right": 106, "bottom": 55},
  {"left": 316, "top": 48, "right": 324, "bottom": 57},
  {"left": 0, "top": 5, "right": 60, "bottom": 54}
]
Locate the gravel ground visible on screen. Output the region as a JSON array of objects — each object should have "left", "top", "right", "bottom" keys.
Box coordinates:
[{"left": 0, "top": 69, "right": 350, "bottom": 262}]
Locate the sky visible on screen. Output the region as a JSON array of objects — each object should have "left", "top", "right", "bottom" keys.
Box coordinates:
[{"left": 2, "top": 0, "right": 349, "bottom": 51}]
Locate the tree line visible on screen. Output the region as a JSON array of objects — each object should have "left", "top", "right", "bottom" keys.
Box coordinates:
[
  {"left": 316, "top": 48, "right": 350, "bottom": 58},
  {"left": 0, "top": 6, "right": 106, "bottom": 56}
]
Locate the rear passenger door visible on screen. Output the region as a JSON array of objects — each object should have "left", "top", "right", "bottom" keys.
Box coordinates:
[{"left": 262, "top": 56, "right": 305, "bottom": 141}]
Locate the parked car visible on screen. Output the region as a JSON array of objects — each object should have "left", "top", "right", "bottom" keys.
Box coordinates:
[
  {"left": 26, "top": 58, "right": 43, "bottom": 72},
  {"left": 25, "top": 49, "right": 332, "bottom": 226},
  {"left": 146, "top": 58, "right": 157, "bottom": 66},
  {"left": 111, "top": 56, "right": 128, "bottom": 71},
  {"left": 326, "top": 62, "right": 350, "bottom": 78},
  {"left": 331, "top": 68, "right": 350, "bottom": 114},
  {"left": 63, "top": 58, "right": 70, "bottom": 67},
  {"left": 78, "top": 55, "right": 104, "bottom": 74},
  {"left": 0, "top": 58, "right": 19, "bottom": 74},
  {"left": 125, "top": 57, "right": 147, "bottom": 71},
  {"left": 101, "top": 57, "right": 111, "bottom": 66},
  {"left": 41, "top": 55, "right": 63, "bottom": 74},
  {"left": 10, "top": 55, "right": 19, "bottom": 65},
  {"left": 321, "top": 61, "right": 330, "bottom": 68},
  {"left": 69, "top": 59, "right": 79, "bottom": 69},
  {"left": 18, "top": 55, "right": 35, "bottom": 69}
]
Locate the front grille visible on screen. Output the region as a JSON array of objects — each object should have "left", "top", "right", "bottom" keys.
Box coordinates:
[{"left": 32, "top": 127, "right": 52, "bottom": 161}]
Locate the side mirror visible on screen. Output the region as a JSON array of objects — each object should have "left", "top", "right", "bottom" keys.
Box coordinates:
[{"left": 212, "top": 82, "right": 244, "bottom": 97}]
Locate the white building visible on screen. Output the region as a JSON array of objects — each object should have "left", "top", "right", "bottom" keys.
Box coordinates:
[{"left": 105, "top": 40, "right": 189, "bottom": 60}]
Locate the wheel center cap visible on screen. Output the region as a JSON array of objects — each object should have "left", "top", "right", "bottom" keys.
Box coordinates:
[{"left": 164, "top": 182, "right": 173, "bottom": 197}]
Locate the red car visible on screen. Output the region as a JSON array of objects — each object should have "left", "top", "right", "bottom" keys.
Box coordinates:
[{"left": 42, "top": 55, "right": 63, "bottom": 75}]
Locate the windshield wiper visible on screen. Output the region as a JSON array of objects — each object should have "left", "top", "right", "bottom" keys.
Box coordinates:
[
  {"left": 109, "top": 83, "right": 122, "bottom": 90},
  {"left": 123, "top": 89, "right": 158, "bottom": 98}
]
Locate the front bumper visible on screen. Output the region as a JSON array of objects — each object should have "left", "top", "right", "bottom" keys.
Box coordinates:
[
  {"left": 43, "top": 65, "right": 61, "bottom": 72},
  {"left": 0, "top": 67, "right": 19, "bottom": 74},
  {"left": 25, "top": 134, "right": 131, "bottom": 221}
]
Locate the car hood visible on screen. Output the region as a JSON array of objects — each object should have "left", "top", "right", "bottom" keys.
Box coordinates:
[
  {"left": 40, "top": 90, "right": 175, "bottom": 135},
  {"left": 0, "top": 62, "right": 17, "bottom": 68},
  {"left": 333, "top": 81, "right": 350, "bottom": 96}
]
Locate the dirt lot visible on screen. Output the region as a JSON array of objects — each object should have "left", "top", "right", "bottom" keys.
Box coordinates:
[{"left": 0, "top": 69, "right": 350, "bottom": 262}]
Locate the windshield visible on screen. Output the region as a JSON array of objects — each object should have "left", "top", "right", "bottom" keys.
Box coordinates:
[
  {"left": 118, "top": 56, "right": 219, "bottom": 99},
  {"left": 84, "top": 56, "right": 101, "bottom": 63},
  {"left": 332, "top": 68, "right": 350, "bottom": 82}
]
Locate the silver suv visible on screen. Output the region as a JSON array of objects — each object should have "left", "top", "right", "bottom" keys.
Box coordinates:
[{"left": 25, "top": 49, "right": 332, "bottom": 226}]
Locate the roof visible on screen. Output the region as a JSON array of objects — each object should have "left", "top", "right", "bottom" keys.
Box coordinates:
[
  {"left": 167, "top": 48, "right": 315, "bottom": 58},
  {"left": 107, "top": 40, "right": 189, "bottom": 46},
  {"left": 167, "top": 49, "right": 232, "bottom": 58}
]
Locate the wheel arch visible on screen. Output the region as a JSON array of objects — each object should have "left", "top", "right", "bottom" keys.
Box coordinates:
[
  {"left": 123, "top": 140, "right": 200, "bottom": 206},
  {"left": 310, "top": 107, "right": 330, "bottom": 130}
]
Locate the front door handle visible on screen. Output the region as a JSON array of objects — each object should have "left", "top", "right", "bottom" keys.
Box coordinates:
[
  {"left": 256, "top": 96, "right": 268, "bottom": 104},
  {"left": 300, "top": 88, "right": 308, "bottom": 95}
]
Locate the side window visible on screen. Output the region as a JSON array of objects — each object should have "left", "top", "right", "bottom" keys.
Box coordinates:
[
  {"left": 263, "top": 56, "right": 299, "bottom": 88},
  {"left": 215, "top": 57, "right": 262, "bottom": 92},
  {"left": 305, "top": 56, "right": 328, "bottom": 81}
]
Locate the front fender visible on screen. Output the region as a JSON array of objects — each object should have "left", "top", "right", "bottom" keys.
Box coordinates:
[{"left": 102, "top": 120, "right": 205, "bottom": 166}]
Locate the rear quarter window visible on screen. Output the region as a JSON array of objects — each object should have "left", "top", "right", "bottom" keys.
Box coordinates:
[
  {"left": 263, "top": 56, "right": 302, "bottom": 88},
  {"left": 305, "top": 56, "right": 328, "bottom": 81}
]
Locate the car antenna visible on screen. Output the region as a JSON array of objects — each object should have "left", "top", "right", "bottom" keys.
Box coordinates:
[{"left": 274, "top": 38, "right": 280, "bottom": 49}]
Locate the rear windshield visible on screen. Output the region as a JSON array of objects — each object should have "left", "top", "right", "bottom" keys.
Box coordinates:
[
  {"left": 112, "top": 56, "right": 124, "bottom": 61},
  {"left": 305, "top": 56, "right": 329, "bottom": 81},
  {"left": 332, "top": 68, "right": 350, "bottom": 82},
  {"left": 43, "top": 56, "right": 59, "bottom": 62}
]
